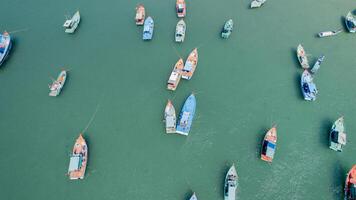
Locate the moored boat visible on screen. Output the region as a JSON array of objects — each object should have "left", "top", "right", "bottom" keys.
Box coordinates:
[
  {"left": 345, "top": 12, "right": 356, "bottom": 33},
  {"left": 63, "top": 11, "right": 80, "bottom": 33},
  {"left": 250, "top": 0, "right": 266, "bottom": 8},
  {"left": 261, "top": 127, "right": 277, "bottom": 162},
  {"left": 297, "top": 44, "right": 310, "bottom": 69},
  {"left": 164, "top": 100, "right": 176, "bottom": 133},
  {"left": 300, "top": 70, "right": 318, "bottom": 101},
  {"left": 167, "top": 58, "right": 184, "bottom": 91},
  {"left": 49, "top": 70, "right": 67, "bottom": 97},
  {"left": 189, "top": 193, "right": 198, "bottom": 200},
  {"left": 224, "top": 164, "right": 238, "bottom": 200},
  {"left": 143, "top": 16, "right": 154, "bottom": 40},
  {"left": 175, "top": 19, "right": 186, "bottom": 42},
  {"left": 344, "top": 165, "right": 356, "bottom": 199},
  {"left": 0, "top": 31, "right": 12, "bottom": 67},
  {"left": 329, "top": 117, "right": 346, "bottom": 152},
  {"left": 135, "top": 4, "right": 145, "bottom": 25},
  {"left": 318, "top": 29, "right": 342, "bottom": 38},
  {"left": 68, "top": 134, "right": 88, "bottom": 180},
  {"left": 310, "top": 55, "right": 325, "bottom": 74},
  {"left": 182, "top": 48, "right": 198, "bottom": 80},
  {"left": 176, "top": 0, "right": 186, "bottom": 18},
  {"left": 221, "top": 19, "right": 233, "bottom": 39},
  {"left": 176, "top": 93, "right": 196, "bottom": 136}
]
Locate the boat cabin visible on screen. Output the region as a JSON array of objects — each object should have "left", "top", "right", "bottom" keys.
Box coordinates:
[
  {"left": 180, "top": 111, "right": 190, "bottom": 127},
  {"left": 262, "top": 141, "right": 276, "bottom": 158},
  {"left": 136, "top": 13, "right": 144, "bottom": 23},
  {"left": 63, "top": 20, "right": 74, "bottom": 28},
  {"left": 168, "top": 71, "right": 180, "bottom": 84},
  {"left": 166, "top": 115, "right": 176, "bottom": 128},
  {"left": 177, "top": 4, "right": 184, "bottom": 14},
  {"left": 68, "top": 155, "right": 83, "bottom": 172},
  {"left": 330, "top": 130, "right": 346, "bottom": 145}
]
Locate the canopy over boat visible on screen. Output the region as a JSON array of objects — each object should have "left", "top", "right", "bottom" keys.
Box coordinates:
[
  {"left": 300, "top": 70, "right": 318, "bottom": 101},
  {"left": 176, "top": 93, "right": 196, "bottom": 136},
  {"left": 224, "top": 164, "right": 238, "bottom": 200}
]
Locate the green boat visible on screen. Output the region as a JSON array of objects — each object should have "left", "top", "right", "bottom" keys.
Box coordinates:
[{"left": 221, "top": 19, "right": 233, "bottom": 39}]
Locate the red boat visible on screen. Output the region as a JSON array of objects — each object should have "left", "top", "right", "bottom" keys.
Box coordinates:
[
  {"left": 176, "top": 0, "right": 186, "bottom": 18},
  {"left": 345, "top": 165, "right": 356, "bottom": 200}
]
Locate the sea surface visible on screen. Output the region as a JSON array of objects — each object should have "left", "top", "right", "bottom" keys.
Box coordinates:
[{"left": 0, "top": 0, "right": 356, "bottom": 199}]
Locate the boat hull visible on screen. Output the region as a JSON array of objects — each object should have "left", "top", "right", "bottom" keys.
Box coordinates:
[
  {"left": 64, "top": 11, "right": 80, "bottom": 34},
  {"left": 0, "top": 32, "right": 12, "bottom": 67},
  {"left": 176, "top": 94, "right": 196, "bottom": 136}
]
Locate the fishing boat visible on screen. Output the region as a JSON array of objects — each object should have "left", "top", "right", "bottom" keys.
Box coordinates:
[
  {"left": 68, "top": 134, "right": 88, "bottom": 180},
  {"left": 49, "top": 70, "right": 67, "bottom": 97},
  {"left": 63, "top": 11, "right": 80, "bottom": 33},
  {"left": 250, "top": 0, "right": 266, "bottom": 8},
  {"left": 318, "top": 29, "right": 342, "bottom": 38},
  {"left": 0, "top": 31, "right": 12, "bottom": 67},
  {"left": 143, "top": 16, "right": 154, "bottom": 40},
  {"left": 135, "top": 4, "right": 145, "bottom": 25},
  {"left": 345, "top": 12, "right": 356, "bottom": 33},
  {"left": 329, "top": 117, "right": 346, "bottom": 152},
  {"left": 297, "top": 44, "right": 310, "bottom": 69},
  {"left": 221, "top": 19, "right": 233, "bottom": 39},
  {"left": 175, "top": 19, "right": 186, "bottom": 42},
  {"left": 164, "top": 100, "right": 176, "bottom": 133},
  {"left": 261, "top": 127, "right": 277, "bottom": 162},
  {"left": 310, "top": 55, "right": 325, "bottom": 74},
  {"left": 345, "top": 165, "right": 356, "bottom": 200},
  {"left": 182, "top": 48, "right": 198, "bottom": 80},
  {"left": 300, "top": 70, "right": 318, "bottom": 101},
  {"left": 189, "top": 193, "right": 198, "bottom": 200},
  {"left": 167, "top": 58, "right": 184, "bottom": 91},
  {"left": 176, "top": 0, "right": 186, "bottom": 18},
  {"left": 224, "top": 164, "right": 238, "bottom": 200},
  {"left": 176, "top": 93, "right": 196, "bottom": 136}
]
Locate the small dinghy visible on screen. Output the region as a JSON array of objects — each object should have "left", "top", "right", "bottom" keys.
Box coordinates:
[
  {"left": 164, "top": 100, "right": 176, "bottom": 133},
  {"left": 224, "top": 164, "right": 238, "bottom": 200},
  {"left": 176, "top": 93, "right": 196, "bottom": 136},
  {"left": 135, "top": 4, "right": 145, "bottom": 25},
  {"left": 167, "top": 58, "right": 184, "bottom": 91},
  {"left": 345, "top": 12, "right": 356, "bottom": 33},
  {"left": 68, "top": 134, "right": 88, "bottom": 180},
  {"left": 250, "top": 0, "right": 266, "bottom": 8},
  {"left": 310, "top": 55, "right": 325, "bottom": 74},
  {"left": 175, "top": 19, "right": 186, "bottom": 42},
  {"left": 297, "top": 44, "right": 310, "bottom": 69},
  {"left": 189, "top": 193, "right": 198, "bottom": 200},
  {"left": 0, "top": 31, "right": 12, "bottom": 67},
  {"left": 345, "top": 165, "right": 356, "bottom": 199},
  {"left": 300, "top": 70, "right": 318, "bottom": 101},
  {"left": 318, "top": 29, "right": 342, "bottom": 38},
  {"left": 63, "top": 11, "right": 80, "bottom": 33},
  {"left": 261, "top": 127, "right": 277, "bottom": 162},
  {"left": 221, "top": 19, "right": 233, "bottom": 39},
  {"left": 176, "top": 0, "right": 186, "bottom": 18},
  {"left": 143, "top": 16, "right": 154, "bottom": 40},
  {"left": 182, "top": 48, "right": 198, "bottom": 80},
  {"left": 49, "top": 70, "right": 67, "bottom": 97},
  {"left": 329, "top": 117, "right": 346, "bottom": 152}
]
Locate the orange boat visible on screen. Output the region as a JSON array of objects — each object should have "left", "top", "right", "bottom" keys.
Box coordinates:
[
  {"left": 135, "top": 4, "right": 145, "bottom": 25},
  {"left": 182, "top": 48, "right": 198, "bottom": 80},
  {"left": 261, "top": 127, "right": 277, "bottom": 162},
  {"left": 68, "top": 134, "right": 88, "bottom": 180},
  {"left": 167, "top": 58, "right": 184, "bottom": 91},
  {"left": 345, "top": 165, "right": 356, "bottom": 199},
  {"left": 176, "top": 0, "right": 186, "bottom": 18}
]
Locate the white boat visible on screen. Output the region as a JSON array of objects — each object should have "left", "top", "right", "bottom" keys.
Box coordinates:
[
  {"left": 175, "top": 19, "right": 186, "bottom": 42},
  {"left": 49, "top": 70, "right": 67, "bottom": 96},
  {"left": 329, "top": 117, "right": 346, "bottom": 152},
  {"left": 297, "top": 44, "right": 310, "bottom": 69},
  {"left": 164, "top": 100, "right": 176, "bottom": 133},
  {"left": 189, "top": 193, "right": 198, "bottom": 200},
  {"left": 318, "top": 29, "right": 342, "bottom": 38},
  {"left": 63, "top": 11, "right": 80, "bottom": 33},
  {"left": 224, "top": 164, "right": 238, "bottom": 200},
  {"left": 310, "top": 55, "right": 325, "bottom": 74},
  {"left": 251, "top": 0, "right": 266, "bottom": 8}
]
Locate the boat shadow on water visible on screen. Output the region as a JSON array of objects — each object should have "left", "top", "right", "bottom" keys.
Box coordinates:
[
  {"left": 255, "top": 127, "right": 268, "bottom": 160},
  {"left": 290, "top": 48, "right": 302, "bottom": 69},
  {"left": 293, "top": 73, "right": 304, "bottom": 100},
  {"left": 331, "top": 161, "right": 347, "bottom": 200},
  {"left": 318, "top": 118, "right": 333, "bottom": 148},
  {"left": 0, "top": 37, "right": 16, "bottom": 70}
]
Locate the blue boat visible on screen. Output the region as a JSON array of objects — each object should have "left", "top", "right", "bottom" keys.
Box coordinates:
[
  {"left": 143, "top": 16, "right": 154, "bottom": 40},
  {"left": 176, "top": 93, "right": 196, "bottom": 136},
  {"left": 301, "top": 70, "right": 318, "bottom": 101},
  {"left": 0, "top": 31, "right": 12, "bottom": 66}
]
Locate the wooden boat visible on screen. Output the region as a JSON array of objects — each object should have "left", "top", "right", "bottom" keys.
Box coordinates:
[
  {"left": 251, "top": 0, "right": 266, "bottom": 8},
  {"left": 164, "top": 100, "right": 176, "bottom": 133},
  {"left": 176, "top": 0, "right": 186, "bottom": 18},
  {"left": 345, "top": 12, "right": 356, "bottom": 33},
  {"left": 167, "top": 58, "right": 184, "bottom": 91},
  {"left": 182, "top": 48, "right": 198, "bottom": 80},
  {"left": 329, "top": 117, "right": 346, "bottom": 152},
  {"left": 175, "top": 19, "right": 186, "bottom": 42},
  {"left": 135, "top": 4, "right": 145, "bottom": 25},
  {"left": 310, "top": 55, "right": 325, "bottom": 74},
  {"left": 0, "top": 31, "right": 12, "bottom": 67},
  {"left": 318, "top": 29, "right": 342, "bottom": 38},
  {"left": 143, "top": 16, "right": 154, "bottom": 40},
  {"left": 63, "top": 11, "right": 80, "bottom": 33},
  {"left": 49, "top": 70, "right": 67, "bottom": 97},
  {"left": 221, "top": 19, "right": 233, "bottom": 39},
  {"left": 68, "top": 134, "right": 88, "bottom": 180},
  {"left": 344, "top": 165, "right": 356, "bottom": 199},
  {"left": 297, "top": 44, "right": 310, "bottom": 69},
  {"left": 176, "top": 93, "right": 196, "bottom": 136},
  {"left": 300, "top": 70, "right": 318, "bottom": 101},
  {"left": 189, "top": 193, "right": 198, "bottom": 200},
  {"left": 261, "top": 127, "right": 277, "bottom": 162},
  {"left": 224, "top": 164, "right": 238, "bottom": 200}
]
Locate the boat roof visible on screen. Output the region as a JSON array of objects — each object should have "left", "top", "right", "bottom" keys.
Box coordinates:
[
  {"left": 168, "top": 71, "right": 180, "bottom": 83},
  {"left": 63, "top": 20, "right": 72, "bottom": 27},
  {"left": 68, "top": 155, "right": 81, "bottom": 172},
  {"left": 166, "top": 116, "right": 175, "bottom": 127}
]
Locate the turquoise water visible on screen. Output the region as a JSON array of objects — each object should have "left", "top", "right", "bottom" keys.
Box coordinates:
[{"left": 0, "top": 0, "right": 356, "bottom": 199}]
